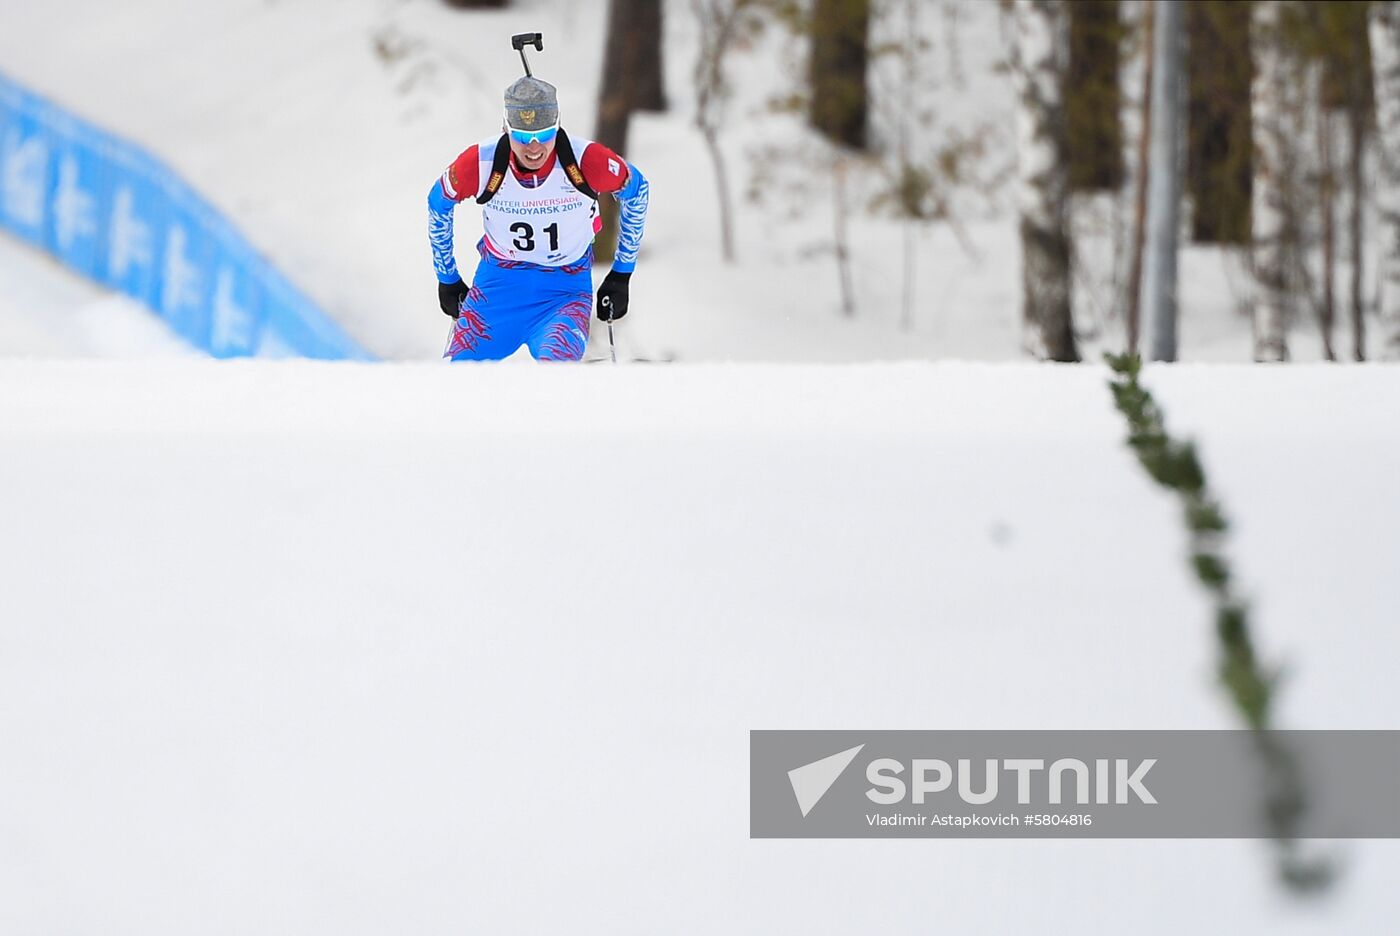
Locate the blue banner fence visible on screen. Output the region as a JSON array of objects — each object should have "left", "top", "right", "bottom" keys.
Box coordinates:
[{"left": 0, "top": 71, "right": 372, "bottom": 360}]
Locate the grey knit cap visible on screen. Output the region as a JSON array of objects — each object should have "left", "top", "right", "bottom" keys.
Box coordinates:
[{"left": 504, "top": 76, "right": 559, "bottom": 130}]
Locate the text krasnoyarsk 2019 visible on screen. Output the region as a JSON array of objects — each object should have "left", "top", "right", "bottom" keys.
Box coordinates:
[{"left": 749, "top": 731, "right": 1400, "bottom": 839}]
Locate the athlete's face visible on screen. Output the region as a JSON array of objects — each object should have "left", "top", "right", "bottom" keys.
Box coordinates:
[{"left": 507, "top": 132, "right": 556, "bottom": 171}]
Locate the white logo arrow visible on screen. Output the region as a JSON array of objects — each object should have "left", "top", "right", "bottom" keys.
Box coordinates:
[{"left": 788, "top": 744, "right": 865, "bottom": 818}]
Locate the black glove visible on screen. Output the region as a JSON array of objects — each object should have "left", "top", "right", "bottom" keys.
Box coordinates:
[
  {"left": 438, "top": 278, "right": 469, "bottom": 319},
  {"left": 596, "top": 270, "right": 631, "bottom": 322}
]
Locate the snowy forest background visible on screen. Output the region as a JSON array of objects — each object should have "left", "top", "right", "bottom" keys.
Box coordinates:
[
  {"left": 441, "top": 0, "right": 1400, "bottom": 365},
  {"left": 8, "top": 0, "right": 1400, "bottom": 363}
]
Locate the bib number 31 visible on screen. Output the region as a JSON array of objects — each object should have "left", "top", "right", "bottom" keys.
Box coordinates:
[{"left": 510, "top": 222, "right": 560, "bottom": 253}]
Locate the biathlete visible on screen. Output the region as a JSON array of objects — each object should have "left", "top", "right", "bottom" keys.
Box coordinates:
[{"left": 428, "top": 68, "right": 650, "bottom": 362}]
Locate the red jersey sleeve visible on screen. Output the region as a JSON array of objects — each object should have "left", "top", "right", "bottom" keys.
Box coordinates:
[
  {"left": 440, "top": 145, "right": 480, "bottom": 202},
  {"left": 580, "top": 141, "right": 629, "bottom": 195}
]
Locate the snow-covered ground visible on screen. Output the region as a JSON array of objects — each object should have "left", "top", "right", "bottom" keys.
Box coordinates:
[
  {"left": 2, "top": 360, "right": 1399, "bottom": 933},
  {"left": 0, "top": 238, "right": 191, "bottom": 359}
]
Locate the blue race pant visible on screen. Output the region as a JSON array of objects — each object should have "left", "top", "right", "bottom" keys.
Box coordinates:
[{"left": 444, "top": 246, "right": 593, "bottom": 362}]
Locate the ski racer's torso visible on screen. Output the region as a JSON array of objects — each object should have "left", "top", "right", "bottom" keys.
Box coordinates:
[{"left": 440, "top": 134, "right": 629, "bottom": 268}]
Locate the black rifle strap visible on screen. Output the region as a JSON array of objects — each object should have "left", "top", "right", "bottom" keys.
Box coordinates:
[
  {"left": 476, "top": 129, "right": 600, "bottom": 206},
  {"left": 553, "top": 128, "right": 599, "bottom": 201},
  {"left": 475, "top": 135, "right": 512, "bottom": 205}
]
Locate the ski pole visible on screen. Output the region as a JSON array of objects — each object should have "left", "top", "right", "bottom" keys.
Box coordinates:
[{"left": 607, "top": 320, "right": 617, "bottom": 364}]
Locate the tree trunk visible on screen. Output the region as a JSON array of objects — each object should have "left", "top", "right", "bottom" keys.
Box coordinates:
[
  {"left": 1012, "top": 0, "right": 1077, "bottom": 362},
  {"left": 834, "top": 156, "right": 856, "bottom": 317},
  {"left": 1375, "top": 2, "right": 1400, "bottom": 359},
  {"left": 1341, "top": 0, "right": 1371, "bottom": 362},
  {"left": 1064, "top": 1, "right": 1122, "bottom": 349},
  {"left": 595, "top": 0, "right": 667, "bottom": 263},
  {"left": 1250, "top": 0, "right": 1292, "bottom": 362},
  {"left": 1187, "top": 0, "right": 1253, "bottom": 245},
  {"left": 1319, "top": 103, "right": 1338, "bottom": 361},
  {"left": 633, "top": 0, "right": 667, "bottom": 112},
  {"left": 597, "top": 0, "right": 668, "bottom": 153},
  {"left": 1143, "top": 0, "right": 1182, "bottom": 361},
  {"left": 1126, "top": 0, "right": 1156, "bottom": 355},
  {"left": 700, "top": 124, "right": 735, "bottom": 264},
  {"left": 1066, "top": 0, "right": 1124, "bottom": 192},
  {"left": 898, "top": 0, "right": 919, "bottom": 330},
  {"left": 692, "top": 0, "right": 741, "bottom": 264},
  {"left": 595, "top": 0, "right": 633, "bottom": 265},
  {"left": 1348, "top": 89, "right": 1366, "bottom": 361},
  {"left": 809, "top": 0, "right": 871, "bottom": 150},
  {"left": 1315, "top": 0, "right": 1372, "bottom": 361}
]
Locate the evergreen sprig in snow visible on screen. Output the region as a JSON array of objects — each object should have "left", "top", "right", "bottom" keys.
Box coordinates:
[
  {"left": 1106, "top": 351, "right": 1273, "bottom": 729},
  {"left": 1105, "top": 351, "right": 1334, "bottom": 892}
]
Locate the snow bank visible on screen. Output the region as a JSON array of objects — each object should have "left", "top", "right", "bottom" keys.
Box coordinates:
[
  {"left": 0, "top": 236, "right": 192, "bottom": 358},
  {"left": 1, "top": 360, "right": 1397, "bottom": 933}
]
